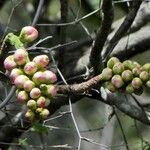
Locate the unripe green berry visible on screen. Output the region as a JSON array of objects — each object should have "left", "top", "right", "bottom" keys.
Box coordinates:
[
  {"left": 107, "top": 57, "right": 120, "bottom": 69},
  {"left": 27, "top": 99, "right": 37, "bottom": 110},
  {"left": 101, "top": 68, "right": 113, "bottom": 81},
  {"left": 139, "top": 71, "right": 149, "bottom": 82},
  {"left": 123, "top": 60, "right": 134, "bottom": 70},
  {"left": 25, "top": 109, "right": 35, "bottom": 121},
  {"left": 111, "top": 75, "right": 124, "bottom": 88},
  {"left": 40, "top": 108, "right": 50, "bottom": 119},
  {"left": 145, "top": 80, "right": 150, "bottom": 88},
  {"left": 125, "top": 84, "right": 134, "bottom": 93},
  {"left": 121, "top": 70, "right": 133, "bottom": 82},
  {"left": 133, "top": 61, "right": 141, "bottom": 68},
  {"left": 104, "top": 81, "right": 116, "bottom": 92},
  {"left": 113, "top": 62, "right": 124, "bottom": 74},
  {"left": 36, "top": 107, "right": 43, "bottom": 114},
  {"left": 143, "top": 63, "right": 150, "bottom": 72},
  {"left": 131, "top": 77, "right": 142, "bottom": 89}
]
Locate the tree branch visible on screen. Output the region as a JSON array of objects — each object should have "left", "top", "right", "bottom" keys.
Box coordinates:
[{"left": 89, "top": 0, "right": 114, "bottom": 74}]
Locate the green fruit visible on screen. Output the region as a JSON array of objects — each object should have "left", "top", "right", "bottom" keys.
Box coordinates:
[
  {"left": 27, "top": 99, "right": 37, "bottom": 110},
  {"left": 113, "top": 62, "right": 124, "bottom": 74},
  {"left": 101, "top": 68, "right": 113, "bottom": 81},
  {"left": 121, "top": 70, "right": 133, "bottom": 82},
  {"left": 40, "top": 108, "right": 50, "bottom": 119},
  {"left": 107, "top": 57, "right": 120, "bottom": 69},
  {"left": 126, "top": 84, "right": 134, "bottom": 93},
  {"left": 139, "top": 71, "right": 149, "bottom": 82},
  {"left": 123, "top": 60, "right": 135, "bottom": 70},
  {"left": 25, "top": 109, "right": 35, "bottom": 121},
  {"left": 132, "top": 67, "right": 142, "bottom": 76},
  {"left": 131, "top": 77, "right": 143, "bottom": 89},
  {"left": 143, "top": 63, "right": 150, "bottom": 72},
  {"left": 104, "top": 81, "right": 116, "bottom": 92},
  {"left": 111, "top": 75, "right": 124, "bottom": 88},
  {"left": 146, "top": 80, "right": 150, "bottom": 88}
]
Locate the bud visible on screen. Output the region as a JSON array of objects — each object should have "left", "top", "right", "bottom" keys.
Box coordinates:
[
  {"left": 37, "top": 96, "right": 50, "bottom": 108},
  {"left": 4, "top": 55, "right": 17, "bottom": 71},
  {"left": 33, "top": 55, "right": 49, "bottom": 69},
  {"left": 125, "top": 84, "right": 134, "bottom": 93},
  {"left": 14, "top": 75, "right": 29, "bottom": 89},
  {"left": 133, "top": 61, "right": 141, "bottom": 68},
  {"left": 27, "top": 99, "right": 37, "bottom": 110},
  {"left": 19, "top": 26, "right": 38, "bottom": 43},
  {"left": 30, "top": 87, "right": 41, "bottom": 99},
  {"left": 25, "top": 109, "right": 35, "bottom": 121},
  {"left": 44, "top": 70, "right": 57, "bottom": 84},
  {"left": 23, "top": 80, "right": 35, "bottom": 92},
  {"left": 132, "top": 67, "right": 142, "bottom": 76},
  {"left": 32, "top": 71, "right": 46, "bottom": 85},
  {"left": 14, "top": 49, "right": 28, "bottom": 65},
  {"left": 121, "top": 70, "right": 133, "bottom": 82},
  {"left": 113, "top": 62, "right": 124, "bottom": 74},
  {"left": 16, "top": 90, "right": 28, "bottom": 103},
  {"left": 40, "top": 84, "right": 57, "bottom": 98},
  {"left": 40, "top": 108, "right": 50, "bottom": 119},
  {"left": 10, "top": 68, "right": 23, "bottom": 83},
  {"left": 101, "top": 68, "right": 113, "bottom": 81},
  {"left": 139, "top": 71, "right": 149, "bottom": 82},
  {"left": 143, "top": 63, "right": 150, "bottom": 72},
  {"left": 111, "top": 75, "right": 124, "bottom": 88},
  {"left": 131, "top": 77, "right": 142, "bottom": 89},
  {"left": 123, "top": 60, "right": 134, "bottom": 70},
  {"left": 107, "top": 57, "right": 120, "bottom": 69},
  {"left": 24, "top": 62, "right": 37, "bottom": 75},
  {"left": 104, "top": 82, "right": 116, "bottom": 93}
]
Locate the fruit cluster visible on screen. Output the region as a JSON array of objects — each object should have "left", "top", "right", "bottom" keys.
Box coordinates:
[
  {"left": 3, "top": 26, "right": 57, "bottom": 121},
  {"left": 101, "top": 57, "right": 150, "bottom": 95}
]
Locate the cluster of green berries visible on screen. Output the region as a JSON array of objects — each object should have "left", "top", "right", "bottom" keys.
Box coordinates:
[
  {"left": 101, "top": 57, "right": 150, "bottom": 95},
  {"left": 3, "top": 26, "right": 57, "bottom": 121}
]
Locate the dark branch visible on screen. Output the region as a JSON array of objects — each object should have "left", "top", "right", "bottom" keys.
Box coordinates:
[{"left": 90, "top": 0, "right": 114, "bottom": 74}]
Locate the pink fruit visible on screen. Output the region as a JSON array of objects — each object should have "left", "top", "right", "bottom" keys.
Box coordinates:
[
  {"left": 14, "top": 75, "right": 29, "bottom": 89},
  {"left": 23, "top": 80, "right": 35, "bottom": 92},
  {"left": 19, "top": 26, "right": 38, "bottom": 43},
  {"left": 33, "top": 55, "right": 49, "bottom": 69},
  {"left": 16, "top": 90, "right": 28, "bottom": 103},
  {"left": 10, "top": 68, "right": 23, "bottom": 83},
  {"left": 24, "top": 61, "right": 37, "bottom": 75},
  {"left": 40, "top": 108, "right": 50, "bottom": 119},
  {"left": 14, "top": 49, "right": 28, "bottom": 65},
  {"left": 30, "top": 87, "right": 41, "bottom": 99},
  {"left": 37, "top": 96, "right": 50, "bottom": 108},
  {"left": 131, "top": 77, "right": 142, "bottom": 89},
  {"left": 4, "top": 55, "right": 17, "bottom": 71},
  {"left": 32, "top": 71, "right": 46, "bottom": 85},
  {"left": 27, "top": 99, "right": 37, "bottom": 110},
  {"left": 111, "top": 75, "right": 124, "bottom": 88},
  {"left": 44, "top": 70, "right": 57, "bottom": 83}
]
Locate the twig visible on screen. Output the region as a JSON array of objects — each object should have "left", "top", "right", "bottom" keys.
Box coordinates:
[
  {"left": 37, "top": 8, "right": 101, "bottom": 27},
  {"left": 90, "top": 0, "right": 114, "bottom": 74},
  {"left": 114, "top": 109, "right": 130, "bottom": 150},
  {"left": 31, "top": 0, "right": 44, "bottom": 26}
]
